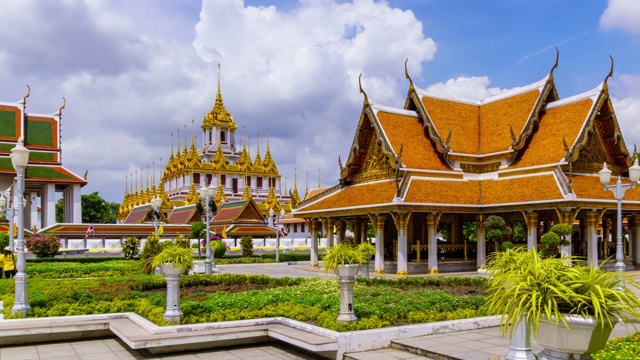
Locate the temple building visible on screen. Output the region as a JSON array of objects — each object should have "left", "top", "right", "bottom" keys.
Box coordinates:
[
  {"left": 0, "top": 89, "right": 86, "bottom": 231},
  {"left": 118, "top": 66, "right": 296, "bottom": 223},
  {"left": 294, "top": 54, "right": 640, "bottom": 274}
]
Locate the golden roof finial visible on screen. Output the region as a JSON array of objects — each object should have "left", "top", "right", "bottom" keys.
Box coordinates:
[
  {"left": 358, "top": 73, "right": 369, "bottom": 106},
  {"left": 184, "top": 124, "right": 188, "bottom": 153},
  {"left": 176, "top": 128, "right": 181, "bottom": 157},
  {"left": 191, "top": 119, "right": 196, "bottom": 150},
  {"left": 262, "top": 128, "right": 277, "bottom": 171},
  {"left": 253, "top": 132, "right": 263, "bottom": 167},
  {"left": 603, "top": 55, "right": 614, "bottom": 92},
  {"left": 404, "top": 58, "right": 415, "bottom": 93},
  {"left": 203, "top": 62, "right": 237, "bottom": 131},
  {"left": 291, "top": 167, "right": 300, "bottom": 207},
  {"left": 170, "top": 132, "right": 174, "bottom": 159},
  {"left": 305, "top": 170, "right": 309, "bottom": 199}
]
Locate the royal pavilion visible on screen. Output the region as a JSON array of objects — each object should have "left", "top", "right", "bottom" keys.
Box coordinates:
[{"left": 294, "top": 53, "right": 640, "bottom": 274}]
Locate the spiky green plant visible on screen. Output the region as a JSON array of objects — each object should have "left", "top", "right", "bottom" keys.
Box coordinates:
[
  {"left": 484, "top": 248, "right": 640, "bottom": 339},
  {"left": 151, "top": 246, "right": 194, "bottom": 272},
  {"left": 322, "top": 242, "right": 368, "bottom": 271}
]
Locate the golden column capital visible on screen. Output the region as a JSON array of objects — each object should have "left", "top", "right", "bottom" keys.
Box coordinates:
[
  {"left": 426, "top": 212, "right": 442, "bottom": 229},
  {"left": 476, "top": 214, "right": 485, "bottom": 231},
  {"left": 391, "top": 211, "right": 412, "bottom": 233},
  {"left": 555, "top": 207, "right": 581, "bottom": 225}
]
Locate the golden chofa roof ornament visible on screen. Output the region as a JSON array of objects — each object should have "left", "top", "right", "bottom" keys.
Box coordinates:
[{"left": 202, "top": 63, "right": 238, "bottom": 131}]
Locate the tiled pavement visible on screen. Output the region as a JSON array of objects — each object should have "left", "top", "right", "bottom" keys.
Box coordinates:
[{"left": 0, "top": 338, "right": 323, "bottom": 360}]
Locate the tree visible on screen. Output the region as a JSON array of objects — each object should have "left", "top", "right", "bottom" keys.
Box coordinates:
[
  {"left": 485, "top": 215, "right": 513, "bottom": 251},
  {"left": 540, "top": 223, "right": 572, "bottom": 258},
  {"left": 55, "top": 192, "right": 120, "bottom": 223}
]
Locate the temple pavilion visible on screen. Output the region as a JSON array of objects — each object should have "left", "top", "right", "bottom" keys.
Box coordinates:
[
  {"left": 293, "top": 54, "right": 640, "bottom": 275},
  {"left": 118, "top": 66, "right": 298, "bottom": 224},
  {"left": 1, "top": 89, "right": 86, "bottom": 231}
]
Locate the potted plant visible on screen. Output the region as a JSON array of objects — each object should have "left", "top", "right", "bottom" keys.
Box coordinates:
[
  {"left": 151, "top": 244, "right": 194, "bottom": 324},
  {"left": 539, "top": 223, "right": 572, "bottom": 258},
  {"left": 485, "top": 248, "right": 640, "bottom": 358}
]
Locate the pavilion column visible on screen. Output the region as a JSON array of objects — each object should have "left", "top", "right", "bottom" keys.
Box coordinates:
[
  {"left": 323, "top": 218, "right": 334, "bottom": 248},
  {"left": 602, "top": 217, "right": 610, "bottom": 258},
  {"left": 391, "top": 212, "right": 411, "bottom": 276},
  {"left": 450, "top": 214, "right": 462, "bottom": 244},
  {"left": 476, "top": 215, "right": 486, "bottom": 269},
  {"left": 361, "top": 221, "right": 368, "bottom": 243},
  {"left": 309, "top": 219, "right": 319, "bottom": 268},
  {"left": 585, "top": 210, "right": 605, "bottom": 268},
  {"left": 41, "top": 183, "right": 56, "bottom": 228},
  {"left": 629, "top": 215, "right": 640, "bottom": 267},
  {"left": 426, "top": 213, "right": 442, "bottom": 274},
  {"left": 368, "top": 214, "right": 386, "bottom": 274},
  {"left": 354, "top": 218, "right": 362, "bottom": 244},
  {"left": 556, "top": 207, "right": 581, "bottom": 258},
  {"left": 336, "top": 219, "right": 345, "bottom": 244},
  {"left": 522, "top": 212, "right": 539, "bottom": 251}
]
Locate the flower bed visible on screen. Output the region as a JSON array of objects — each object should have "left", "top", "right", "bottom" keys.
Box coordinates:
[
  {"left": 592, "top": 333, "right": 640, "bottom": 359},
  {"left": 0, "top": 261, "right": 486, "bottom": 331}
]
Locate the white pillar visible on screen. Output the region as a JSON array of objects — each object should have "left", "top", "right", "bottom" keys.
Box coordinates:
[
  {"left": 310, "top": 219, "right": 319, "bottom": 268},
  {"left": 586, "top": 211, "right": 600, "bottom": 268},
  {"left": 42, "top": 183, "right": 56, "bottom": 228},
  {"left": 393, "top": 212, "right": 410, "bottom": 276},
  {"left": 477, "top": 215, "right": 486, "bottom": 268},
  {"left": 524, "top": 212, "right": 538, "bottom": 251},
  {"left": 372, "top": 215, "right": 385, "bottom": 274},
  {"left": 72, "top": 184, "right": 82, "bottom": 224},
  {"left": 427, "top": 213, "right": 440, "bottom": 274}
]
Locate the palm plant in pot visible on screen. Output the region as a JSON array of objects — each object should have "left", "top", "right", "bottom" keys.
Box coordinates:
[
  {"left": 485, "top": 248, "right": 640, "bottom": 358},
  {"left": 322, "top": 242, "right": 372, "bottom": 322},
  {"left": 151, "top": 244, "right": 194, "bottom": 324}
]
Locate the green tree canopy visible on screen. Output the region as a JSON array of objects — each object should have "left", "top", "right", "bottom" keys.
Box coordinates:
[{"left": 55, "top": 192, "right": 120, "bottom": 223}]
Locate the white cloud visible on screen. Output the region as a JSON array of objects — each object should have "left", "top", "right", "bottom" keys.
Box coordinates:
[
  {"left": 0, "top": 0, "right": 436, "bottom": 203},
  {"left": 424, "top": 76, "right": 506, "bottom": 101},
  {"left": 600, "top": 0, "right": 640, "bottom": 34}
]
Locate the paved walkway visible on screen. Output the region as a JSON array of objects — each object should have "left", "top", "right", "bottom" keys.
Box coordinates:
[{"left": 2, "top": 263, "right": 639, "bottom": 360}]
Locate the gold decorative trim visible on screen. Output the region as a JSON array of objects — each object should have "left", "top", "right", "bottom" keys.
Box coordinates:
[
  {"left": 310, "top": 264, "right": 319, "bottom": 268},
  {"left": 427, "top": 269, "right": 439, "bottom": 274},
  {"left": 396, "top": 271, "right": 409, "bottom": 276},
  {"left": 374, "top": 269, "right": 385, "bottom": 274},
  {"left": 460, "top": 162, "right": 501, "bottom": 173}
]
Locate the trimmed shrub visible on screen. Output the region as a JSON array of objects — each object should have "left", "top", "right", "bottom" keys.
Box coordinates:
[
  {"left": 0, "top": 232, "right": 9, "bottom": 250},
  {"left": 25, "top": 233, "right": 61, "bottom": 258},
  {"left": 141, "top": 235, "right": 162, "bottom": 275},
  {"left": 240, "top": 236, "right": 253, "bottom": 257},
  {"left": 175, "top": 234, "right": 190, "bottom": 249},
  {"left": 211, "top": 240, "right": 227, "bottom": 259},
  {"left": 122, "top": 236, "right": 140, "bottom": 260}
]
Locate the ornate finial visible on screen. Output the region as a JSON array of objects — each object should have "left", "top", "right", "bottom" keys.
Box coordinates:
[
  {"left": 125, "top": 174, "right": 128, "bottom": 195},
  {"left": 55, "top": 97, "right": 66, "bottom": 117},
  {"left": 146, "top": 164, "right": 150, "bottom": 189},
  {"left": 135, "top": 170, "right": 138, "bottom": 192},
  {"left": 140, "top": 167, "right": 144, "bottom": 190},
  {"left": 83, "top": 170, "right": 88, "bottom": 180},
  {"left": 563, "top": 134, "right": 573, "bottom": 161},
  {"left": 184, "top": 124, "right": 188, "bottom": 152},
  {"left": 550, "top": 47, "right": 559, "bottom": 78},
  {"left": 152, "top": 161, "right": 156, "bottom": 186},
  {"left": 510, "top": 124, "right": 517, "bottom": 145},
  {"left": 130, "top": 172, "right": 133, "bottom": 193},
  {"left": 404, "top": 58, "right": 415, "bottom": 92},
  {"left": 305, "top": 170, "right": 309, "bottom": 199},
  {"left": 604, "top": 55, "right": 614, "bottom": 91},
  {"left": 218, "top": 62, "right": 221, "bottom": 91},
  {"left": 176, "top": 128, "right": 181, "bottom": 156},
  {"left": 191, "top": 119, "right": 196, "bottom": 148},
  {"left": 170, "top": 132, "right": 174, "bottom": 158},
  {"left": 20, "top": 85, "right": 30, "bottom": 105},
  {"left": 358, "top": 73, "right": 370, "bottom": 106}
]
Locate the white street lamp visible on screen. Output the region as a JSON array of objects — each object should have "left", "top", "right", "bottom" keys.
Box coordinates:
[
  {"left": 150, "top": 197, "right": 162, "bottom": 237},
  {"left": 599, "top": 159, "right": 640, "bottom": 286},
  {"left": 199, "top": 182, "right": 216, "bottom": 274},
  {"left": 9, "top": 137, "right": 30, "bottom": 317},
  {"left": 269, "top": 208, "right": 286, "bottom": 262}
]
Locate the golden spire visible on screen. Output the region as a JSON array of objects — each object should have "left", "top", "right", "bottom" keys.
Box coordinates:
[
  {"left": 253, "top": 132, "right": 263, "bottom": 168},
  {"left": 170, "top": 132, "right": 174, "bottom": 160},
  {"left": 176, "top": 128, "right": 182, "bottom": 158},
  {"left": 265, "top": 183, "right": 279, "bottom": 211},
  {"left": 291, "top": 167, "right": 300, "bottom": 207},
  {"left": 241, "top": 173, "right": 253, "bottom": 200},
  {"left": 183, "top": 124, "right": 188, "bottom": 154},
  {"left": 151, "top": 161, "right": 157, "bottom": 198},
  {"left": 186, "top": 177, "right": 199, "bottom": 205},
  {"left": 203, "top": 63, "right": 238, "bottom": 131},
  {"left": 191, "top": 119, "right": 196, "bottom": 151},
  {"left": 305, "top": 170, "right": 309, "bottom": 199},
  {"left": 212, "top": 141, "right": 229, "bottom": 169},
  {"left": 214, "top": 176, "right": 228, "bottom": 207},
  {"left": 262, "top": 128, "right": 277, "bottom": 172}
]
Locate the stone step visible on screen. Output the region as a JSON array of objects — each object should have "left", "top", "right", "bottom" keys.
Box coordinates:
[
  {"left": 344, "top": 347, "right": 436, "bottom": 360},
  {"left": 391, "top": 340, "right": 464, "bottom": 360}
]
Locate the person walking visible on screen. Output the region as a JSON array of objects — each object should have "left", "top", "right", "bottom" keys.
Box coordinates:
[{"left": 0, "top": 247, "right": 16, "bottom": 278}]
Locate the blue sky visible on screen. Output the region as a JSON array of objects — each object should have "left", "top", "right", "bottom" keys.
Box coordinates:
[{"left": 1, "top": 0, "right": 640, "bottom": 203}]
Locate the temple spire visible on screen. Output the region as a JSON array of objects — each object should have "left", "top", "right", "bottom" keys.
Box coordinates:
[{"left": 305, "top": 170, "right": 309, "bottom": 199}]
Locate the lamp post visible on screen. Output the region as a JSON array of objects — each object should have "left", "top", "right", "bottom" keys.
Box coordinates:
[
  {"left": 269, "top": 208, "right": 286, "bottom": 262},
  {"left": 199, "top": 182, "right": 216, "bottom": 275},
  {"left": 10, "top": 137, "right": 30, "bottom": 317},
  {"left": 599, "top": 159, "right": 640, "bottom": 286},
  {"left": 0, "top": 190, "right": 15, "bottom": 251},
  {"left": 150, "top": 197, "right": 162, "bottom": 237}
]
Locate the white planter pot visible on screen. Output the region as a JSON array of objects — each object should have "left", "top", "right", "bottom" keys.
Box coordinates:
[
  {"left": 536, "top": 315, "right": 614, "bottom": 359},
  {"left": 335, "top": 264, "right": 359, "bottom": 323},
  {"left": 161, "top": 264, "right": 184, "bottom": 324}
]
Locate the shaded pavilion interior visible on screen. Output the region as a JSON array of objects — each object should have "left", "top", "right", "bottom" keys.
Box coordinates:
[{"left": 293, "top": 55, "right": 640, "bottom": 274}]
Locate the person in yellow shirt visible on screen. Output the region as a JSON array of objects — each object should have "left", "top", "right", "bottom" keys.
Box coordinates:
[{"left": 0, "top": 247, "right": 16, "bottom": 278}]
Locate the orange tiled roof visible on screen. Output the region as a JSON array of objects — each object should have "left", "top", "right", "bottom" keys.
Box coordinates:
[
  {"left": 420, "top": 89, "right": 540, "bottom": 155},
  {"left": 404, "top": 173, "right": 563, "bottom": 205},
  {"left": 479, "top": 90, "right": 540, "bottom": 154},
  {"left": 571, "top": 175, "right": 640, "bottom": 202},
  {"left": 481, "top": 174, "right": 563, "bottom": 204},
  {"left": 422, "top": 97, "right": 479, "bottom": 154},
  {"left": 305, "top": 187, "right": 330, "bottom": 200},
  {"left": 511, "top": 99, "right": 593, "bottom": 168},
  {"left": 404, "top": 179, "right": 481, "bottom": 204},
  {"left": 299, "top": 180, "right": 397, "bottom": 212},
  {"left": 376, "top": 110, "right": 450, "bottom": 170}
]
